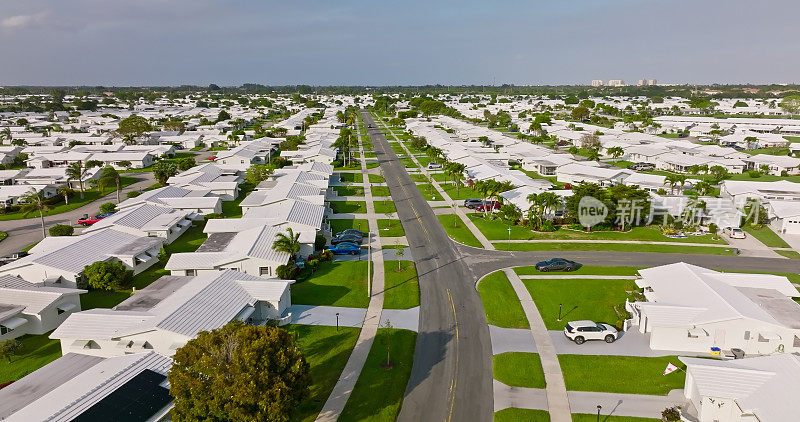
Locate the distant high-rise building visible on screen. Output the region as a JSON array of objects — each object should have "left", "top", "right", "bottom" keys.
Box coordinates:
[
  {"left": 591, "top": 80, "right": 604, "bottom": 87},
  {"left": 648, "top": 79, "right": 657, "bottom": 86},
  {"left": 637, "top": 79, "right": 646, "bottom": 86},
  {"left": 607, "top": 79, "right": 625, "bottom": 87}
]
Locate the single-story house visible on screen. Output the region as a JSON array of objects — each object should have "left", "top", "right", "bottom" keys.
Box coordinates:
[
  {"left": 767, "top": 200, "right": 800, "bottom": 235},
  {"left": 82, "top": 203, "right": 194, "bottom": 244},
  {"left": 0, "top": 274, "right": 85, "bottom": 341}
]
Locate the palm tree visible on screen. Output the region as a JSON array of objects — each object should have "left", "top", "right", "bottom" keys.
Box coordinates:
[
  {"left": 536, "top": 192, "right": 560, "bottom": 218},
  {"left": 65, "top": 161, "right": 86, "bottom": 199},
  {"left": 272, "top": 227, "right": 301, "bottom": 260},
  {"left": 19, "top": 189, "right": 51, "bottom": 239},
  {"left": 693, "top": 181, "right": 713, "bottom": 196},
  {"left": 586, "top": 148, "right": 601, "bottom": 162},
  {"left": 0, "top": 128, "right": 11, "bottom": 145},
  {"left": 607, "top": 146, "right": 624, "bottom": 159},
  {"left": 664, "top": 174, "right": 681, "bottom": 195},
  {"left": 57, "top": 186, "right": 74, "bottom": 205},
  {"left": 99, "top": 166, "right": 122, "bottom": 203}
]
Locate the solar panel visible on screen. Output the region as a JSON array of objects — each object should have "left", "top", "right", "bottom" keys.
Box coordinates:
[{"left": 72, "top": 369, "right": 172, "bottom": 422}]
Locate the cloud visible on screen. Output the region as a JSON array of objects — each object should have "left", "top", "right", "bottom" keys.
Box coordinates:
[{"left": 1, "top": 11, "right": 49, "bottom": 30}]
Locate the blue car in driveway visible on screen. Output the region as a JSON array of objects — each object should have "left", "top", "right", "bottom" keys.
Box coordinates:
[{"left": 327, "top": 242, "right": 361, "bottom": 255}]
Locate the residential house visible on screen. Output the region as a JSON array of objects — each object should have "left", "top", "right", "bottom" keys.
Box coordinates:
[{"left": 0, "top": 275, "right": 85, "bottom": 340}]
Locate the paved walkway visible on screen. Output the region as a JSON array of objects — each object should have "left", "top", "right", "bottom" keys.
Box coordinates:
[
  {"left": 373, "top": 115, "right": 494, "bottom": 250},
  {"left": 777, "top": 232, "right": 800, "bottom": 254},
  {"left": 725, "top": 233, "right": 784, "bottom": 258},
  {"left": 493, "top": 382, "right": 685, "bottom": 419},
  {"left": 503, "top": 268, "right": 571, "bottom": 421},
  {"left": 315, "top": 119, "right": 386, "bottom": 422},
  {"left": 286, "top": 305, "right": 367, "bottom": 328},
  {"left": 489, "top": 325, "right": 537, "bottom": 355}
]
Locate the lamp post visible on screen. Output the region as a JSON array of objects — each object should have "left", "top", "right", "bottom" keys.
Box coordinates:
[
  {"left": 336, "top": 312, "right": 340, "bottom": 331},
  {"left": 558, "top": 303, "right": 563, "bottom": 321},
  {"left": 507, "top": 227, "right": 511, "bottom": 251},
  {"left": 596, "top": 405, "right": 602, "bottom": 422}
]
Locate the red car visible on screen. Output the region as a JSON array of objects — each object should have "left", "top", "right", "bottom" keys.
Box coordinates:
[
  {"left": 475, "top": 201, "right": 501, "bottom": 212},
  {"left": 77, "top": 212, "right": 116, "bottom": 226}
]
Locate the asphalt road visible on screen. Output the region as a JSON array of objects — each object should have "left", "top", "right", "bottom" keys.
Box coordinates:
[
  {"left": 364, "top": 111, "right": 494, "bottom": 422},
  {"left": 365, "top": 110, "right": 800, "bottom": 421}
]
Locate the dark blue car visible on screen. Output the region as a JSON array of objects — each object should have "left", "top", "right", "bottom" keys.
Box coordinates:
[{"left": 328, "top": 242, "right": 361, "bottom": 255}]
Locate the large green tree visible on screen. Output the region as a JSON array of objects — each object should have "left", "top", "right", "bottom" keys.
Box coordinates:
[
  {"left": 168, "top": 322, "right": 311, "bottom": 422},
  {"left": 153, "top": 161, "right": 178, "bottom": 185},
  {"left": 81, "top": 260, "right": 133, "bottom": 291},
  {"left": 117, "top": 115, "right": 153, "bottom": 136}
]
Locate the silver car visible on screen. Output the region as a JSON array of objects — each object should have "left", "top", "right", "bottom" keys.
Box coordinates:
[{"left": 564, "top": 320, "right": 619, "bottom": 344}]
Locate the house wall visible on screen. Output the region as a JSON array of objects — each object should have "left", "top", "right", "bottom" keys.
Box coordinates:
[
  {"left": 58, "top": 330, "right": 191, "bottom": 358},
  {"left": 643, "top": 318, "right": 800, "bottom": 355}
]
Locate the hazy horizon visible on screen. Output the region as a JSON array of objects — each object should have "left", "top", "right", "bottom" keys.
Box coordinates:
[{"left": 2, "top": 0, "right": 799, "bottom": 86}]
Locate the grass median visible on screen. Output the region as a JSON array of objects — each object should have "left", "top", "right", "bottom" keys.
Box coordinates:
[
  {"left": 493, "top": 352, "right": 545, "bottom": 388},
  {"left": 286, "top": 325, "right": 361, "bottom": 422},
  {"left": 436, "top": 214, "right": 483, "bottom": 248},
  {"left": 330, "top": 201, "right": 368, "bottom": 214},
  {"left": 338, "top": 328, "right": 416, "bottom": 422},
  {"left": 328, "top": 218, "right": 369, "bottom": 235},
  {"left": 496, "top": 242, "right": 735, "bottom": 255},
  {"left": 383, "top": 260, "right": 419, "bottom": 309},
  {"left": 478, "top": 271, "right": 529, "bottom": 329},
  {"left": 378, "top": 219, "right": 405, "bottom": 237},
  {"left": 514, "top": 265, "right": 641, "bottom": 276},
  {"left": 493, "top": 409, "right": 551, "bottom": 422}
]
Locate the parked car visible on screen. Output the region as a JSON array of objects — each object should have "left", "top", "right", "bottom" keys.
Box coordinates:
[
  {"left": 535, "top": 258, "right": 580, "bottom": 272},
  {"left": 564, "top": 320, "right": 619, "bottom": 344},
  {"left": 627, "top": 162, "right": 655, "bottom": 171},
  {"left": 77, "top": 212, "right": 116, "bottom": 226},
  {"left": 427, "top": 162, "right": 443, "bottom": 170},
  {"left": 464, "top": 198, "right": 484, "bottom": 209},
  {"left": 332, "top": 234, "right": 363, "bottom": 245},
  {"left": 555, "top": 140, "right": 569, "bottom": 147},
  {"left": 335, "top": 229, "right": 364, "bottom": 238},
  {"left": 327, "top": 242, "right": 361, "bottom": 255},
  {"left": 723, "top": 227, "right": 746, "bottom": 239},
  {"left": 475, "top": 201, "right": 501, "bottom": 212}
]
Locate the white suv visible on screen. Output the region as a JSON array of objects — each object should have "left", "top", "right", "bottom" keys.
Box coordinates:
[
  {"left": 564, "top": 320, "right": 619, "bottom": 344},
  {"left": 723, "top": 227, "right": 746, "bottom": 239}
]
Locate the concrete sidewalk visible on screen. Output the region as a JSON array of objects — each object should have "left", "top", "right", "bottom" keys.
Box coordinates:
[
  {"left": 489, "top": 325, "right": 537, "bottom": 355},
  {"left": 315, "top": 119, "right": 387, "bottom": 422},
  {"left": 503, "top": 268, "right": 572, "bottom": 422},
  {"left": 494, "top": 239, "right": 733, "bottom": 247},
  {"left": 519, "top": 275, "right": 639, "bottom": 280},
  {"left": 285, "top": 305, "right": 367, "bottom": 328}
]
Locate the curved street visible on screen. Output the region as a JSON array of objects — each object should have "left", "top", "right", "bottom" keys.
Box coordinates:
[{"left": 364, "top": 110, "right": 800, "bottom": 421}]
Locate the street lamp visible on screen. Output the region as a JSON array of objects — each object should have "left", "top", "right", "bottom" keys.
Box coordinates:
[
  {"left": 336, "top": 312, "right": 340, "bottom": 331},
  {"left": 558, "top": 303, "right": 563, "bottom": 321},
  {"left": 596, "top": 405, "right": 602, "bottom": 422},
  {"left": 507, "top": 227, "right": 512, "bottom": 251}
]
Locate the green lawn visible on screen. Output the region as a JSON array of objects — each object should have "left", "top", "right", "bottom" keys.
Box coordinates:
[
  {"left": 500, "top": 242, "right": 735, "bottom": 255},
  {"left": 493, "top": 352, "right": 545, "bottom": 388},
  {"left": 221, "top": 182, "right": 255, "bottom": 218},
  {"left": 368, "top": 174, "right": 385, "bottom": 183},
  {"left": 572, "top": 415, "right": 658, "bottom": 422},
  {"left": 776, "top": 250, "right": 800, "bottom": 259},
  {"left": 400, "top": 157, "right": 418, "bottom": 168},
  {"left": 469, "top": 215, "right": 725, "bottom": 244},
  {"left": 383, "top": 261, "right": 419, "bottom": 309},
  {"left": 743, "top": 226, "right": 792, "bottom": 248},
  {"left": 339, "top": 329, "right": 416, "bottom": 422},
  {"left": 373, "top": 200, "right": 397, "bottom": 214},
  {"left": 478, "top": 271, "right": 529, "bottom": 329},
  {"left": 377, "top": 219, "right": 405, "bottom": 237},
  {"left": 514, "top": 266, "right": 641, "bottom": 276},
  {"left": 0, "top": 232, "right": 7, "bottom": 242},
  {"left": 436, "top": 214, "right": 483, "bottom": 248},
  {"left": 559, "top": 355, "right": 685, "bottom": 395},
  {"left": 0, "top": 332, "right": 62, "bottom": 383},
  {"left": 291, "top": 261, "right": 370, "bottom": 308},
  {"left": 409, "top": 173, "right": 428, "bottom": 183},
  {"left": 523, "top": 279, "right": 638, "bottom": 330},
  {"left": 329, "top": 218, "right": 369, "bottom": 235},
  {"left": 416, "top": 183, "right": 443, "bottom": 201},
  {"left": 370, "top": 186, "right": 391, "bottom": 197},
  {"left": 0, "top": 177, "right": 139, "bottom": 221},
  {"left": 494, "top": 409, "right": 550, "bottom": 422},
  {"left": 330, "top": 201, "right": 368, "bottom": 214},
  {"left": 338, "top": 172, "right": 364, "bottom": 184},
  {"left": 334, "top": 185, "right": 365, "bottom": 197},
  {"left": 439, "top": 183, "right": 482, "bottom": 201},
  {"left": 286, "top": 325, "right": 361, "bottom": 422}
]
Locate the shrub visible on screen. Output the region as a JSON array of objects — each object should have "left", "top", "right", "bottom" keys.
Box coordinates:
[
  {"left": 126, "top": 191, "right": 141, "bottom": 198},
  {"left": 315, "top": 233, "right": 327, "bottom": 251},
  {"left": 48, "top": 224, "right": 74, "bottom": 236},
  {"left": 541, "top": 220, "right": 557, "bottom": 232},
  {"left": 319, "top": 250, "right": 333, "bottom": 262},
  {"left": 276, "top": 264, "right": 299, "bottom": 280},
  {"left": 204, "top": 213, "right": 222, "bottom": 220},
  {"left": 99, "top": 202, "right": 116, "bottom": 214},
  {"left": 781, "top": 170, "right": 789, "bottom": 177},
  {"left": 661, "top": 407, "right": 681, "bottom": 422},
  {"left": 81, "top": 260, "right": 133, "bottom": 291},
  {"left": 748, "top": 170, "right": 762, "bottom": 178}
]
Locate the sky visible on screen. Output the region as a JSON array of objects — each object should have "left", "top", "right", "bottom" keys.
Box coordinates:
[{"left": 1, "top": 0, "right": 798, "bottom": 86}]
